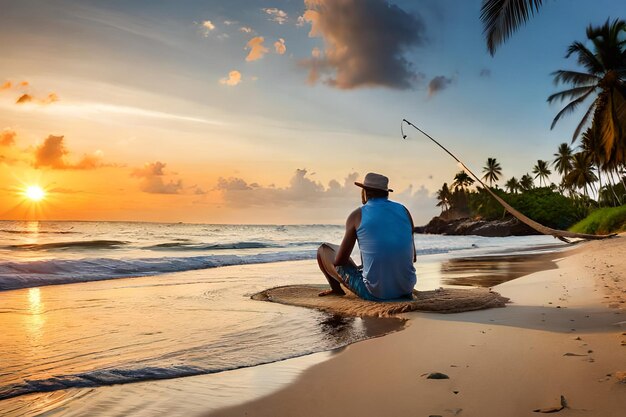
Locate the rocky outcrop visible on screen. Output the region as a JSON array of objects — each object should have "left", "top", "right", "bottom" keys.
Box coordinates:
[{"left": 415, "top": 216, "right": 539, "bottom": 237}]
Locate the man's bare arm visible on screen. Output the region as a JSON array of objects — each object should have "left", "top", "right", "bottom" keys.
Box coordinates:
[
  {"left": 404, "top": 207, "right": 417, "bottom": 263},
  {"left": 334, "top": 208, "right": 360, "bottom": 266}
]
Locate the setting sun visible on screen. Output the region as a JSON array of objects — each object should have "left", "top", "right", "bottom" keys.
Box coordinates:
[{"left": 24, "top": 185, "right": 46, "bottom": 202}]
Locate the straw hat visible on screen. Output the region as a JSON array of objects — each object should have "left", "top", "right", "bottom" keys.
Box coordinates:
[{"left": 354, "top": 172, "right": 393, "bottom": 192}]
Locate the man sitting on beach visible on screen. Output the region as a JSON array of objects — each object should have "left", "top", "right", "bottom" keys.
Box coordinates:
[{"left": 317, "top": 172, "right": 417, "bottom": 301}]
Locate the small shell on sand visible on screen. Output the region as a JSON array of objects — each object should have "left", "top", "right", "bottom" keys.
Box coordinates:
[{"left": 426, "top": 372, "right": 449, "bottom": 379}]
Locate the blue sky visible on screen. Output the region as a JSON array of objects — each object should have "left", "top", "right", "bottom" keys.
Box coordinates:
[{"left": 0, "top": 0, "right": 623, "bottom": 223}]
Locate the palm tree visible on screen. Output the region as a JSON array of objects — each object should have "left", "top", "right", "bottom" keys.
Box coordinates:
[
  {"left": 480, "top": 0, "right": 545, "bottom": 55},
  {"left": 564, "top": 152, "right": 598, "bottom": 197},
  {"left": 452, "top": 171, "right": 475, "bottom": 190},
  {"left": 548, "top": 19, "right": 626, "bottom": 160},
  {"left": 482, "top": 157, "right": 503, "bottom": 187},
  {"left": 435, "top": 183, "right": 452, "bottom": 213},
  {"left": 553, "top": 143, "right": 574, "bottom": 177},
  {"left": 520, "top": 173, "right": 534, "bottom": 191},
  {"left": 532, "top": 160, "right": 552, "bottom": 187},
  {"left": 504, "top": 177, "right": 520, "bottom": 194}
]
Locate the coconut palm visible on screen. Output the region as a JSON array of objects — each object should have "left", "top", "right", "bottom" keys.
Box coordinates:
[
  {"left": 504, "top": 177, "right": 520, "bottom": 194},
  {"left": 532, "top": 160, "right": 552, "bottom": 187},
  {"left": 553, "top": 143, "right": 574, "bottom": 177},
  {"left": 435, "top": 183, "right": 452, "bottom": 213},
  {"left": 520, "top": 173, "right": 534, "bottom": 191},
  {"left": 452, "top": 171, "right": 475, "bottom": 190},
  {"left": 480, "top": 0, "right": 545, "bottom": 55},
  {"left": 481, "top": 157, "right": 502, "bottom": 187},
  {"left": 563, "top": 152, "right": 598, "bottom": 197},
  {"left": 548, "top": 19, "right": 626, "bottom": 160}
]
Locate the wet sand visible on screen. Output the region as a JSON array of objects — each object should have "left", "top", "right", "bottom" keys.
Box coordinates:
[
  {"left": 209, "top": 236, "right": 626, "bottom": 417},
  {"left": 1, "top": 242, "right": 599, "bottom": 417}
]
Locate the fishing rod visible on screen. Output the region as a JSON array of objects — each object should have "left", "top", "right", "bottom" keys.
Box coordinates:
[
  {"left": 399, "top": 118, "right": 616, "bottom": 242},
  {"left": 400, "top": 118, "right": 481, "bottom": 186}
]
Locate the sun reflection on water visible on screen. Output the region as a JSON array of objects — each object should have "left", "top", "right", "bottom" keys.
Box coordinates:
[
  {"left": 28, "top": 288, "right": 43, "bottom": 313},
  {"left": 27, "top": 288, "right": 46, "bottom": 339}
]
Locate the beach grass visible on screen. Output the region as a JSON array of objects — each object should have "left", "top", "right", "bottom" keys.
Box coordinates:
[{"left": 569, "top": 205, "right": 626, "bottom": 235}]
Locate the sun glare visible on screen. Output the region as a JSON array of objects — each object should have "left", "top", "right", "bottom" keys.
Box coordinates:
[{"left": 24, "top": 185, "right": 46, "bottom": 202}]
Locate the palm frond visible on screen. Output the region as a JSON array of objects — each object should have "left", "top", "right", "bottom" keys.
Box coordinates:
[
  {"left": 481, "top": 0, "right": 544, "bottom": 55},
  {"left": 566, "top": 41, "right": 604, "bottom": 74},
  {"left": 599, "top": 88, "right": 626, "bottom": 159},
  {"left": 550, "top": 88, "right": 595, "bottom": 129},
  {"left": 551, "top": 70, "right": 600, "bottom": 86},
  {"left": 547, "top": 85, "right": 595, "bottom": 103},
  {"left": 571, "top": 101, "right": 597, "bottom": 142}
]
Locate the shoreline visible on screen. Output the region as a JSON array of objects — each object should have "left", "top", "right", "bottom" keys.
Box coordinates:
[
  {"left": 0, "top": 238, "right": 599, "bottom": 416},
  {"left": 208, "top": 236, "right": 626, "bottom": 417}
]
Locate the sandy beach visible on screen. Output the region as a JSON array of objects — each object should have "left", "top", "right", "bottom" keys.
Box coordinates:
[{"left": 209, "top": 235, "right": 626, "bottom": 417}]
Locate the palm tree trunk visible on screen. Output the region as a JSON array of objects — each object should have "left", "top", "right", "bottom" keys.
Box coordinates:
[
  {"left": 596, "top": 163, "right": 603, "bottom": 206},
  {"left": 609, "top": 170, "right": 620, "bottom": 205},
  {"left": 606, "top": 169, "right": 620, "bottom": 206},
  {"left": 618, "top": 168, "right": 626, "bottom": 205}
]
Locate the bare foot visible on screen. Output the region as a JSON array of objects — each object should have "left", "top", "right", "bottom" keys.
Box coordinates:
[{"left": 318, "top": 289, "right": 345, "bottom": 297}]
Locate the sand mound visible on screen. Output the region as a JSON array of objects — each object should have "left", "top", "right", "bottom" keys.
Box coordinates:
[{"left": 252, "top": 285, "right": 510, "bottom": 317}]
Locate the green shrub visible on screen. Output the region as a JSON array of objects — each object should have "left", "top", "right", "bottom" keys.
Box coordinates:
[
  {"left": 467, "top": 187, "right": 586, "bottom": 230},
  {"left": 569, "top": 205, "right": 626, "bottom": 234}
]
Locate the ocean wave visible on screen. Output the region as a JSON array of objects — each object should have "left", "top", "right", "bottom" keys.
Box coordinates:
[
  {"left": 0, "top": 250, "right": 316, "bottom": 291},
  {"left": 143, "top": 241, "right": 321, "bottom": 251},
  {"left": 0, "top": 340, "right": 342, "bottom": 401},
  {"left": 0, "top": 365, "right": 210, "bottom": 401},
  {"left": 4, "top": 240, "right": 128, "bottom": 251},
  {"left": 144, "top": 241, "right": 280, "bottom": 250},
  {"left": 0, "top": 229, "right": 77, "bottom": 235},
  {"left": 415, "top": 245, "right": 478, "bottom": 255}
]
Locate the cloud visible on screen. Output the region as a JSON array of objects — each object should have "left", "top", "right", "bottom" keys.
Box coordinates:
[
  {"left": 215, "top": 169, "right": 438, "bottom": 223},
  {"left": 299, "top": 0, "right": 427, "bottom": 90},
  {"left": 245, "top": 36, "right": 269, "bottom": 61},
  {"left": 262, "top": 8, "right": 288, "bottom": 24},
  {"left": 223, "top": 20, "right": 237, "bottom": 26},
  {"left": 33, "top": 135, "right": 68, "bottom": 168},
  {"left": 217, "top": 168, "right": 346, "bottom": 207},
  {"left": 1, "top": 80, "right": 28, "bottom": 90},
  {"left": 33, "top": 135, "right": 107, "bottom": 169},
  {"left": 274, "top": 38, "right": 286, "bottom": 55},
  {"left": 2, "top": 80, "right": 57, "bottom": 104},
  {"left": 239, "top": 26, "right": 253, "bottom": 33},
  {"left": 44, "top": 92, "right": 59, "bottom": 103},
  {"left": 393, "top": 184, "right": 438, "bottom": 225},
  {"left": 217, "top": 177, "right": 252, "bottom": 191},
  {"left": 219, "top": 70, "right": 242, "bottom": 86},
  {"left": 15, "top": 92, "right": 59, "bottom": 105},
  {"left": 132, "top": 161, "right": 183, "bottom": 194},
  {"left": 427, "top": 75, "right": 453, "bottom": 97},
  {"left": 480, "top": 68, "right": 491, "bottom": 77},
  {"left": 0, "top": 128, "right": 16, "bottom": 146},
  {"left": 201, "top": 20, "right": 215, "bottom": 36},
  {"left": 16, "top": 94, "right": 32, "bottom": 104}
]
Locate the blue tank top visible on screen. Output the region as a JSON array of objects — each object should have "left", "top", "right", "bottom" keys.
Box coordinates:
[{"left": 356, "top": 198, "right": 417, "bottom": 299}]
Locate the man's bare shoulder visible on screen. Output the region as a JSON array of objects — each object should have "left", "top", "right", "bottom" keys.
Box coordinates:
[{"left": 346, "top": 207, "right": 362, "bottom": 228}]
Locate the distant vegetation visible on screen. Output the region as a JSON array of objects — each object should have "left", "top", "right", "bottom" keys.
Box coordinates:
[
  {"left": 570, "top": 206, "right": 626, "bottom": 234},
  {"left": 435, "top": 18, "right": 626, "bottom": 234}
]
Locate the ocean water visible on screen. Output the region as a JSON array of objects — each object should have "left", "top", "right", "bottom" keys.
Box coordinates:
[{"left": 0, "top": 221, "right": 568, "bottom": 413}]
